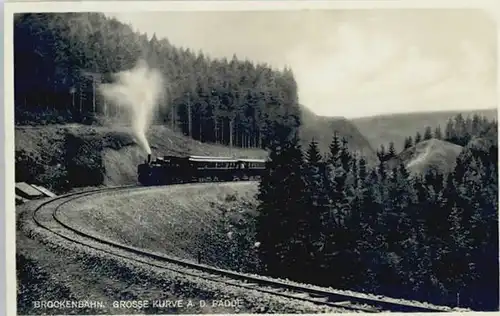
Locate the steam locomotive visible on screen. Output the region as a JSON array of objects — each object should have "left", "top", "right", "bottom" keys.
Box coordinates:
[{"left": 137, "top": 154, "right": 267, "bottom": 185}]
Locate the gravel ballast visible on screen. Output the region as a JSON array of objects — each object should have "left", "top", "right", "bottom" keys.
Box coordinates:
[{"left": 16, "top": 186, "right": 353, "bottom": 315}]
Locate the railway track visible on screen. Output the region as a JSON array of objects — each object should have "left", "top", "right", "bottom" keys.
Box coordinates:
[{"left": 30, "top": 184, "right": 455, "bottom": 313}]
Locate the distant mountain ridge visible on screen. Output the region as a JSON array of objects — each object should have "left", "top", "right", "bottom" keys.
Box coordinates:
[
  {"left": 351, "top": 108, "right": 497, "bottom": 152},
  {"left": 299, "top": 106, "right": 378, "bottom": 164}
]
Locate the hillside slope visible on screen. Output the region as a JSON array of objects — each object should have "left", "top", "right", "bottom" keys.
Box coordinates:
[
  {"left": 17, "top": 186, "right": 344, "bottom": 315},
  {"left": 352, "top": 109, "right": 497, "bottom": 151},
  {"left": 300, "top": 106, "right": 378, "bottom": 164},
  {"left": 56, "top": 182, "right": 260, "bottom": 270},
  {"left": 387, "top": 139, "right": 464, "bottom": 175},
  {"left": 16, "top": 106, "right": 380, "bottom": 190},
  {"left": 15, "top": 124, "right": 267, "bottom": 191},
  {"left": 15, "top": 12, "right": 301, "bottom": 150}
]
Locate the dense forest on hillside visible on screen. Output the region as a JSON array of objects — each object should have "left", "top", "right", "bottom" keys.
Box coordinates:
[
  {"left": 375, "top": 113, "right": 498, "bottom": 162},
  {"left": 14, "top": 13, "right": 300, "bottom": 149},
  {"left": 406, "top": 113, "right": 497, "bottom": 148},
  {"left": 255, "top": 113, "right": 498, "bottom": 310},
  {"left": 352, "top": 109, "right": 497, "bottom": 152}
]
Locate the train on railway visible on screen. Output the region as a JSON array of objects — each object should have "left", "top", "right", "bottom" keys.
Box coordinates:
[{"left": 137, "top": 154, "right": 267, "bottom": 185}]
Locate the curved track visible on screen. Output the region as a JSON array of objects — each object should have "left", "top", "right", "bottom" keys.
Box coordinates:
[{"left": 31, "top": 184, "right": 452, "bottom": 313}]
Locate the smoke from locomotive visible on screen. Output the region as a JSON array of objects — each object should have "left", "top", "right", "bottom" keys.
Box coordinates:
[{"left": 98, "top": 59, "right": 165, "bottom": 155}]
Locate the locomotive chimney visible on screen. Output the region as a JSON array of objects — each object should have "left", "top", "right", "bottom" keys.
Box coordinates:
[{"left": 147, "top": 154, "right": 151, "bottom": 164}]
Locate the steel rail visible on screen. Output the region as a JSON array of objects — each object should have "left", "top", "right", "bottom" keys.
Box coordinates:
[{"left": 30, "top": 185, "right": 453, "bottom": 313}]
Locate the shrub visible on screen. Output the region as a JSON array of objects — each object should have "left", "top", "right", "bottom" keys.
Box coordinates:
[{"left": 64, "top": 134, "right": 105, "bottom": 187}]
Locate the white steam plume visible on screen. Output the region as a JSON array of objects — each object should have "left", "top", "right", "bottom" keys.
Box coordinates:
[{"left": 98, "top": 59, "right": 165, "bottom": 154}]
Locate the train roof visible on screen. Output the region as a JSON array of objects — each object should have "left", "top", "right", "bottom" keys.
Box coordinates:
[
  {"left": 152, "top": 155, "right": 266, "bottom": 163},
  {"left": 188, "top": 155, "right": 235, "bottom": 160},
  {"left": 237, "top": 158, "right": 267, "bottom": 163},
  {"left": 188, "top": 157, "right": 239, "bottom": 163}
]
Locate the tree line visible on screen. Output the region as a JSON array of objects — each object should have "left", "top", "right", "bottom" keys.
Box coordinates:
[
  {"left": 14, "top": 13, "right": 300, "bottom": 149},
  {"left": 402, "top": 113, "right": 497, "bottom": 150},
  {"left": 374, "top": 113, "right": 498, "bottom": 162},
  {"left": 255, "top": 113, "right": 498, "bottom": 310}
]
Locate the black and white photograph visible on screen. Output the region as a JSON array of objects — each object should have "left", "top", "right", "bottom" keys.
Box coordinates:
[{"left": 5, "top": 1, "right": 499, "bottom": 314}]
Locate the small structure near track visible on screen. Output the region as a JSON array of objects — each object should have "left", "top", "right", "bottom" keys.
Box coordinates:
[
  {"left": 15, "top": 182, "right": 57, "bottom": 204},
  {"left": 31, "top": 184, "right": 57, "bottom": 198}
]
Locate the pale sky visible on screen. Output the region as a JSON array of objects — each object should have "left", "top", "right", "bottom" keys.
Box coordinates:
[{"left": 106, "top": 9, "right": 497, "bottom": 118}]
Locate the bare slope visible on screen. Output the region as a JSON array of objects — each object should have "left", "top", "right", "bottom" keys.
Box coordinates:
[
  {"left": 299, "top": 106, "right": 378, "bottom": 164},
  {"left": 352, "top": 109, "right": 497, "bottom": 151},
  {"left": 17, "top": 195, "right": 343, "bottom": 315},
  {"left": 387, "top": 139, "right": 464, "bottom": 175},
  {"left": 15, "top": 124, "right": 267, "bottom": 190},
  {"left": 56, "top": 182, "right": 260, "bottom": 269}
]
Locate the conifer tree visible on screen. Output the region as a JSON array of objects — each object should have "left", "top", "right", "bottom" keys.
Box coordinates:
[
  {"left": 305, "top": 139, "right": 322, "bottom": 165},
  {"left": 445, "top": 118, "right": 455, "bottom": 141},
  {"left": 434, "top": 125, "right": 443, "bottom": 140},
  {"left": 255, "top": 144, "right": 282, "bottom": 275},
  {"left": 256, "top": 124, "right": 304, "bottom": 277},
  {"left": 351, "top": 152, "right": 359, "bottom": 188},
  {"left": 340, "top": 137, "right": 353, "bottom": 172},
  {"left": 358, "top": 156, "right": 368, "bottom": 183},
  {"left": 377, "top": 144, "right": 387, "bottom": 161},
  {"left": 415, "top": 131, "right": 422, "bottom": 144},
  {"left": 321, "top": 133, "right": 353, "bottom": 285},
  {"left": 455, "top": 113, "right": 466, "bottom": 138},
  {"left": 399, "top": 161, "right": 410, "bottom": 181},
  {"left": 472, "top": 114, "right": 481, "bottom": 136},
  {"left": 403, "top": 136, "right": 413, "bottom": 149},
  {"left": 328, "top": 131, "right": 341, "bottom": 165},
  {"left": 303, "top": 139, "right": 329, "bottom": 280},
  {"left": 388, "top": 141, "right": 396, "bottom": 158},
  {"left": 278, "top": 133, "right": 308, "bottom": 278},
  {"left": 424, "top": 126, "right": 433, "bottom": 140},
  {"left": 377, "top": 158, "right": 388, "bottom": 182}
]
